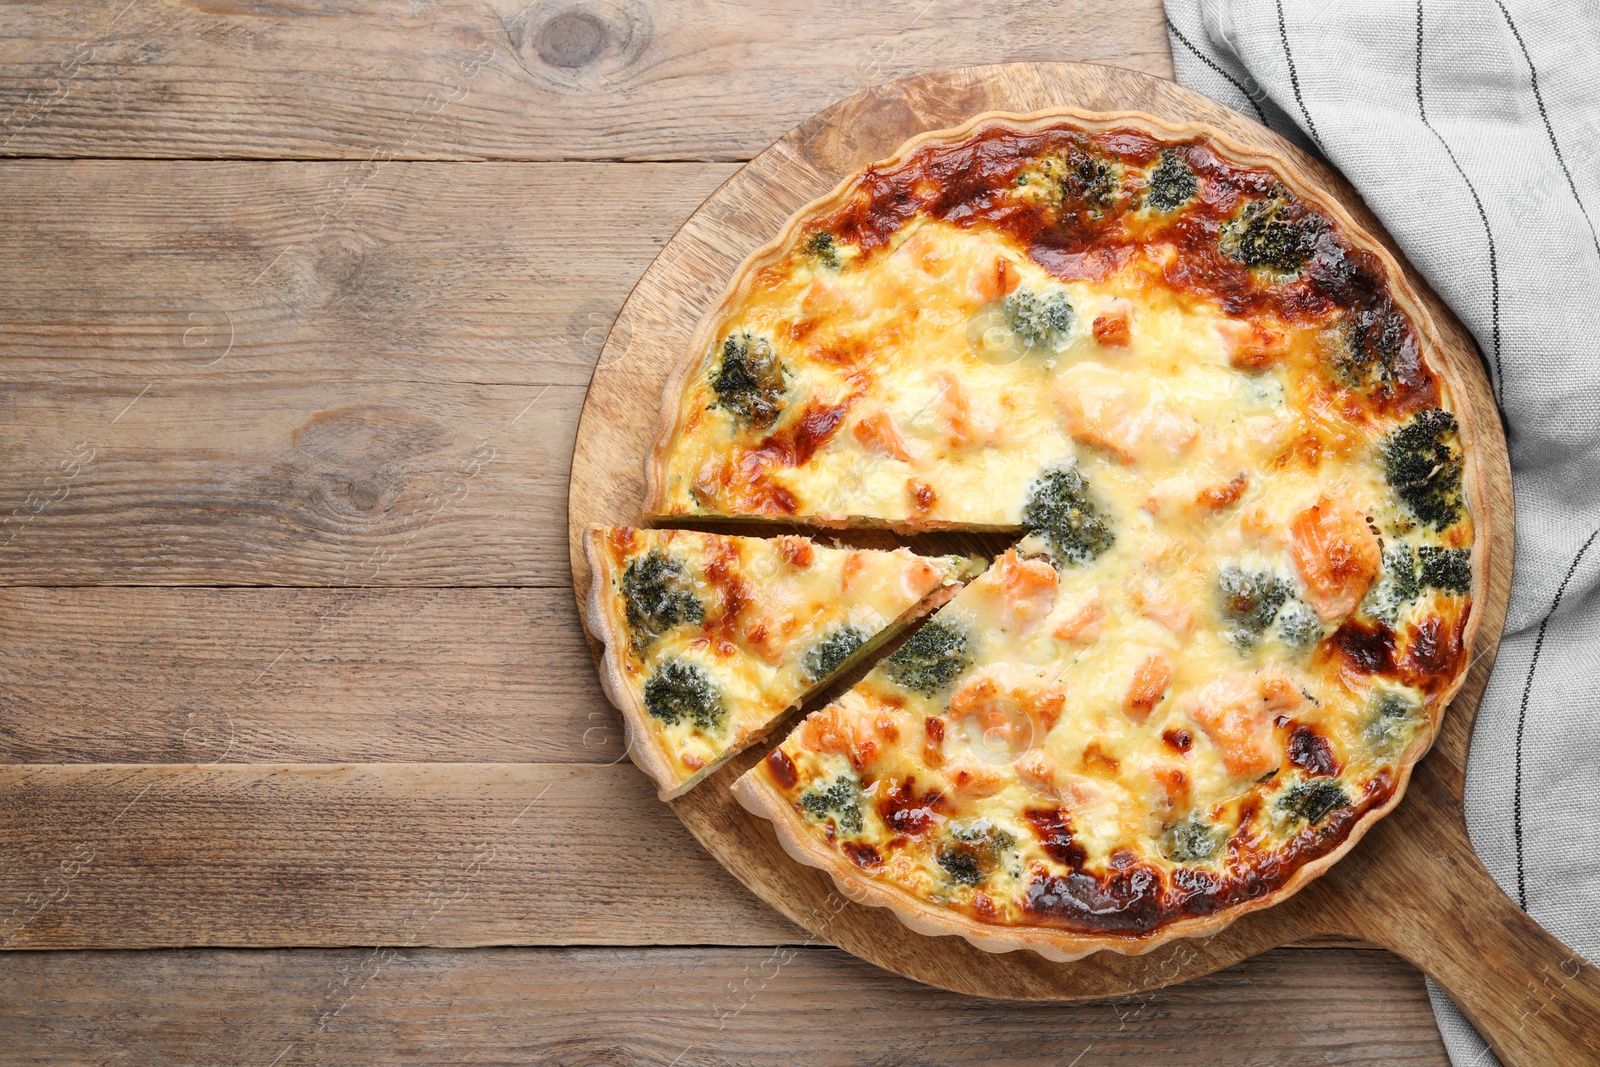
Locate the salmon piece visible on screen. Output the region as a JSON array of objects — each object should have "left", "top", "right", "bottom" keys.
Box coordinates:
[
  {"left": 800, "top": 274, "right": 874, "bottom": 320},
  {"left": 969, "top": 255, "right": 1022, "bottom": 304},
  {"left": 1148, "top": 408, "right": 1200, "bottom": 455},
  {"left": 1053, "top": 364, "right": 1163, "bottom": 462},
  {"left": 1013, "top": 749, "right": 1058, "bottom": 798},
  {"left": 1081, "top": 741, "right": 1121, "bottom": 775},
  {"left": 935, "top": 372, "right": 977, "bottom": 449},
  {"left": 1290, "top": 497, "right": 1382, "bottom": 621},
  {"left": 777, "top": 536, "right": 815, "bottom": 568},
  {"left": 1196, "top": 474, "right": 1249, "bottom": 512},
  {"left": 898, "top": 556, "right": 945, "bottom": 599},
  {"left": 948, "top": 668, "right": 1067, "bottom": 736},
  {"left": 1238, "top": 504, "right": 1289, "bottom": 553},
  {"left": 1057, "top": 393, "right": 1137, "bottom": 462},
  {"left": 996, "top": 548, "right": 1058, "bottom": 630},
  {"left": 1189, "top": 671, "right": 1304, "bottom": 777},
  {"left": 1093, "top": 309, "right": 1132, "bottom": 346},
  {"left": 1218, "top": 317, "right": 1287, "bottom": 369},
  {"left": 1130, "top": 569, "right": 1194, "bottom": 637},
  {"left": 1053, "top": 595, "right": 1104, "bottom": 643},
  {"left": 1150, "top": 763, "right": 1191, "bottom": 811},
  {"left": 897, "top": 227, "right": 946, "bottom": 272},
  {"left": 852, "top": 411, "right": 915, "bottom": 463},
  {"left": 1014, "top": 750, "right": 1104, "bottom": 807},
  {"left": 940, "top": 758, "right": 1007, "bottom": 799},
  {"left": 1123, "top": 651, "right": 1174, "bottom": 722},
  {"left": 742, "top": 614, "right": 799, "bottom": 665},
  {"left": 923, "top": 715, "right": 945, "bottom": 769},
  {"left": 946, "top": 669, "right": 1066, "bottom": 770},
  {"left": 840, "top": 551, "right": 868, "bottom": 593},
  {"left": 798, "top": 701, "right": 882, "bottom": 774}
]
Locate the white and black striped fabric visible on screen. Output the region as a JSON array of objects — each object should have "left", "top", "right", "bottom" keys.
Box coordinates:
[{"left": 1162, "top": 1, "right": 1600, "bottom": 1062}]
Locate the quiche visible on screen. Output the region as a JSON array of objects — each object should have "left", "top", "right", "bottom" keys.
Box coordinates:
[
  {"left": 584, "top": 525, "right": 978, "bottom": 798},
  {"left": 667, "top": 110, "right": 1487, "bottom": 959}
]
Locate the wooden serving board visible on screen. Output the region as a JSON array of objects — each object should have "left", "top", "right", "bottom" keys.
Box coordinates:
[{"left": 568, "top": 62, "right": 1600, "bottom": 1065}]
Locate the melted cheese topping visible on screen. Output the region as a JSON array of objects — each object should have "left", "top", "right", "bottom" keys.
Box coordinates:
[
  {"left": 592, "top": 527, "right": 975, "bottom": 792},
  {"left": 757, "top": 529, "right": 1463, "bottom": 933},
  {"left": 693, "top": 123, "right": 1479, "bottom": 937}
]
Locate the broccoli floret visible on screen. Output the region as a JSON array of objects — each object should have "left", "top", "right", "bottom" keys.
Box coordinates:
[
  {"left": 1162, "top": 817, "right": 1221, "bottom": 863},
  {"left": 1219, "top": 182, "right": 1325, "bottom": 274},
  {"left": 1276, "top": 599, "right": 1323, "bottom": 648},
  {"left": 1362, "top": 690, "right": 1420, "bottom": 754},
  {"left": 801, "top": 624, "right": 867, "bottom": 684},
  {"left": 621, "top": 550, "right": 703, "bottom": 651},
  {"left": 643, "top": 659, "right": 724, "bottom": 731},
  {"left": 799, "top": 776, "right": 863, "bottom": 834},
  {"left": 937, "top": 822, "right": 1018, "bottom": 885},
  {"left": 711, "top": 332, "right": 786, "bottom": 427},
  {"left": 1363, "top": 546, "right": 1422, "bottom": 624},
  {"left": 1277, "top": 780, "right": 1349, "bottom": 824},
  {"left": 1022, "top": 466, "right": 1115, "bottom": 566},
  {"left": 1004, "top": 288, "right": 1075, "bottom": 352},
  {"left": 1145, "top": 148, "right": 1198, "bottom": 212},
  {"left": 1219, "top": 564, "right": 1292, "bottom": 651},
  {"left": 883, "top": 619, "right": 971, "bottom": 696},
  {"left": 1371, "top": 691, "right": 1416, "bottom": 719},
  {"left": 937, "top": 847, "right": 983, "bottom": 884},
  {"left": 804, "top": 230, "right": 841, "bottom": 270},
  {"left": 1334, "top": 304, "right": 1414, "bottom": 393},
  {"left": 1382, "top": 409, "right": 1464, "bottom": 530},
  {"left": 1418, "top": 546, "right": 1472, "bottom": 594},
  {"left": 1386, "top": 546, "right": 1423, "bottom": 601},
  {"left": 1059, "top": 146, "right": 1119, "bottom": 211},
  {"left": 949, "top": 822, "right": 1016, "bottom": 850}
]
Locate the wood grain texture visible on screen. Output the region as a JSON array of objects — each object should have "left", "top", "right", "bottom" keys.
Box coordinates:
[
  {"left": 0, "top": 160, "right": 733, "bottom": 388},
  {"left": 0, "top": 588, "right": 619, "bottom": 765},
  {"left": 0, "top": 763, "right": 799, "bottom": 949},
  {"left": 561, "top": 62, "right": 1600, "bottom": 1067},
  {"left": 0, "top": 946, "right": 1448, "bottom": 1066},
  {"left": 0, "top": 0, "right": 1171, "bottom": 162},
  {"left": 0, "top": 160, "right": 740, "bottom": 585},
  {"left": 0, "top": 380, "right": 573, "bottom": 585}
]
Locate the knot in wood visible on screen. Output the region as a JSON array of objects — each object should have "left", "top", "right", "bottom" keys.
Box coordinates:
[{"left": 535, "top": 9, "right": 607, "bottom": 68}]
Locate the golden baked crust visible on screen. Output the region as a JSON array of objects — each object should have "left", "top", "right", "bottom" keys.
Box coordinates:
[{"left": 671, "top": 109, "right": 1491, "bottom": 959}]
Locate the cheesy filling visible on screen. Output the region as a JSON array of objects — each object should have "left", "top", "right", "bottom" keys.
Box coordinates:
[
  {"left": 593, "top": 527, "right": 977, "bottom": 792},
  {"left": 680, "top": 126, "right": 1480, "bottom": 934}
]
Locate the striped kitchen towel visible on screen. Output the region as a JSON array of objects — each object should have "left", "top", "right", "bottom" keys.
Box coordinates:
[{"left": 1163, "top": 1, "right": 1600, "bottom": 1063}]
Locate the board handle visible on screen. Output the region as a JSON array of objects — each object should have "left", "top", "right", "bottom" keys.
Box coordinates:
[{"left": 1328, "top": 770, "right": 1600, "bottom": 1066}]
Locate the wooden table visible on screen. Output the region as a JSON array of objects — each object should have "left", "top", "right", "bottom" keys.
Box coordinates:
[{"left": 0, "top": 1, "right": 1452, "bottom": 1062}]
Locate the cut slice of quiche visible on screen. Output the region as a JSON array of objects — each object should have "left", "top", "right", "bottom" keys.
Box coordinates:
[{"left": 584, "top": 525, "right": 980, "bottom": 799}]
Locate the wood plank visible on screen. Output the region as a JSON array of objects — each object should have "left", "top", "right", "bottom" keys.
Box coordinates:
[
  {"left": 0, "top": 1, "right": 1172, "bottom": 162},
  {"left": 0, "top": 763, "right": 799, "bottom": 949},
  {"left": 0, "top": 160, "right": 733, "bottom": 388},
  {"left": 0, "top": 588, "right": 620, "bottom": 765},
  {"left": 0, "top": 380, "right": 579, "bottom": 585},
  {"left": 0, "top": 160, "right": 727, "bottom": 585},
  {"left": 0, "top": 946, "right": 1448, "bottom": 1066}
]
